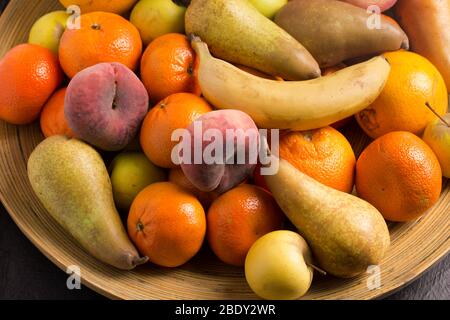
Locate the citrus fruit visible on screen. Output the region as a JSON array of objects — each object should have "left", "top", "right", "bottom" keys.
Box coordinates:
[
  {"left": 207, "top": 184, "right": 285, "bottom": 266},
  {"left": 40, "top": 87, "right": 74, "bottom": 138},
  {"left": 279, "top": 126, "right": 356, "bottom": 193},
  {"left": 140, "top": 93, "right": 212, "bottom": 169},
  {"left": 0, "top": 44, "right": 63, "bottom": 125},
  {"left": 356, "top": 51, "right": 448, "bottom": 138},
  {"left": 59, "top": 11, "right": 142, "bottom": 78},
  {"left": 140, "top": 33, "right": 201, "bottom": 103},
  {"left": 127, "top": 182, "right": 206, "bottom": 267},
  {"left": 59, "top": 0, "right": 138, "bottom": 15},
  {"left": 356, "top": 131, "right": 442, "bottom": 222}
]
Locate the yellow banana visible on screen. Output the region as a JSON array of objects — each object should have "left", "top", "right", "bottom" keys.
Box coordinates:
[{"left": 191, "top": 38, "right": 391, "bottom": 130}]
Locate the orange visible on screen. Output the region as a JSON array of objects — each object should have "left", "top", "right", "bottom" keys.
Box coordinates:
[
  {"left": 59, "top": 12, "right": 142, "bottom": 78},
  {"left": 59, "top": 0, "right": 138, "bottom": 15},
  {"left": 356, "top": 131, "right": 442, "bottom": 222},
  {"left": 279, "top": 126, "right": 356, "bottom": 193},
  {"left": 0, "top": 44, "right": 63, "bottom": 125},
  {"left": 207, "top": 184, "right": 285, "bottom": 266},
  {"left": 127, "top": 182, "right": 206, "bottom": 268},
  {"left": 40, "top": 88, "right": 74, "bottom": 138},
  {"left": 169, "top": 168, "right": 219, "bottom": 208},
  {"left": 356, "top": 51, "right": 448, "bottom": 138},
  {"left": 140, "top": 93, "right": 213, "bottom": 168},
  {"left": 141, "top": 33, "right": 201, "bottom": 103}
]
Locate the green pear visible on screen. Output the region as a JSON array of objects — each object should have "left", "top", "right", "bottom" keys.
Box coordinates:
[
  {"left": 28, "top": 136, "right": 148, "bottom": 270},
  {"left": 185, "top": 0, "right": 320, "bottom": 80},
  {"left": 28, "top": 11, "right": 69, "bottom": 54},
  {"left": 264, "top": 157, "right": 390, "bottom": 278},
  {"left": 275, "top": 0, "right": 409, "bottom": 67},
  {"left": 245, "top": 230, "right": 313, "bottom": 300}
]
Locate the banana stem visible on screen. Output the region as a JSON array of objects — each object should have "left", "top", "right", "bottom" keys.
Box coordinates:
[{"left": 189, "top": 34, "right": 212, "bottom": 60}]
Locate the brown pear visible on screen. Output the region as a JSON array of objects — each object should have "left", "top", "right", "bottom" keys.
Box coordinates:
[
  {"left": 275, "top": 0, "right": 409, "bottom": 67},
  {"left": 395, "top": 0, "right": 450, "bottom": 91}
]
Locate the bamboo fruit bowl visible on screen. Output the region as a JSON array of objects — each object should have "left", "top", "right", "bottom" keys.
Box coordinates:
[{"left": 0, "top": 0, "right": 449, "bottom": 300}]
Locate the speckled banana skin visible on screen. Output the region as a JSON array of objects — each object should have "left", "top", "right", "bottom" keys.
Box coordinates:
[{"left": 192, "top": 38, "right": 391, "bottom": 131}]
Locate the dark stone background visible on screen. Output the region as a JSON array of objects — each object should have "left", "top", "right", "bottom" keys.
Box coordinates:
[{"left": 0, "top": 0, "right": 448, "bottom": 300}]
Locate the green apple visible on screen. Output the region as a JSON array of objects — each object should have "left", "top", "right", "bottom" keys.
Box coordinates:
[
  {"left": 130, "top": 0, "right": 186, "bottom": 46},
  {"left": 110, "top": 152, "right": 167, "bottom": 211},
  {"left": 248, "top": 0, "right": 288, "bottom": 19},
  {"left": 423, "top": 113, "right": 450, "bottom": 178},
  {"left": 28, "top": 10, "right": 69, "bottom": 54},
  {"left": 245, "top": 230, "right": 314, "bottom": 300}
]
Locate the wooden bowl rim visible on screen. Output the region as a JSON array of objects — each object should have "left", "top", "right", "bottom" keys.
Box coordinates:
[{"left": 0, "top": 0, "right": 449, "bottom": 300}]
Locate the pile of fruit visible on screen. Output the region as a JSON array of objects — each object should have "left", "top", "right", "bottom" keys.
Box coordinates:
[{"left": 0, "top": 0, "right": 449, "bottom": 300}]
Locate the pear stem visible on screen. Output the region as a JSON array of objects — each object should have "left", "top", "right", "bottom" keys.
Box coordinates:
[
  {"left": 425, "top": 102, "right": 450, "bottom": 127},
  {"left": 307, "top": 263, "right": 327, "bottom": 276}
]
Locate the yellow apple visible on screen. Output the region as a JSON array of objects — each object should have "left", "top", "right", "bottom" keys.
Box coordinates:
[
  {"left": 130, "top": 0, "right": 186, "bottom": 46},
  {"left": 28, "top": 11, "right": 69, "bottom": 54},
  {"left": 245, "top": 230, "right": 314, "bottom": 300},
  {"left": 423, "top": 113, "right": 450, "bottom": 178}
]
